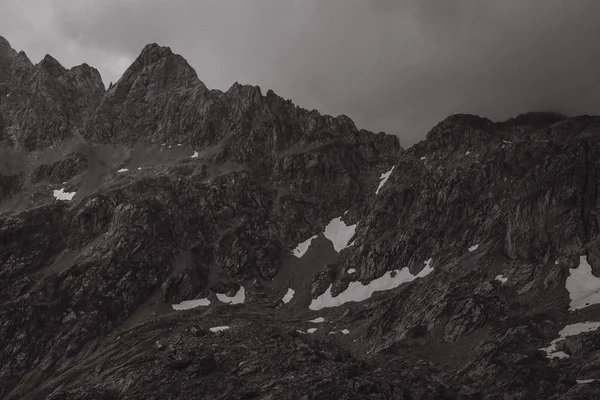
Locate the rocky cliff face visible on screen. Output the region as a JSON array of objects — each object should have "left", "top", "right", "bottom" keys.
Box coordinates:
[{"left": 1, "top": 35, "right": 600, "bottom": 399}]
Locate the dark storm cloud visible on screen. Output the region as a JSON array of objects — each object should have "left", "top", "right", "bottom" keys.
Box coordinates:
[{"left": 2, "top": 0, "right": 600, "bottom": 146}]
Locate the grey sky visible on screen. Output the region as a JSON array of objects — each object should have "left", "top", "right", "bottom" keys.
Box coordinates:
[{"left": 2, "top": 0, "right": 600, "bottom": 146}]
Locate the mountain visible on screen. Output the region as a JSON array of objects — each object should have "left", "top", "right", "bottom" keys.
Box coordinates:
[{"left": 1, "top": 35, "right": 600, "bottom": 399}]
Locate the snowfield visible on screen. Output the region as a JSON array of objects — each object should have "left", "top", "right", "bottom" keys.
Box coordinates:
[
  {"left": 282, "top": 288, "right": 295, "bottom": 304},
  {"left": 210, "top": 326, "right": 230, "bottom": 332},
  {"left": 53, "top": 188, "right": 76, "bottom": 201},
  {"left": 566, "top": 255, "right": 600, "bottom": 311},
  {"left": 375, "top": 166, "right": 395, "bottom": 195},
  {"left": 540, "top": 321, "right": 600, "bottom": 359},
  {"left": 309, "top": 259, "right": 434, "bottom": 310},
  {"left": 216, "top": 286, "right": 246, "bottom": 305},
  {"left": 324, "top": 217, "right": 357, "bottom": 252},
  {"left": 172, "top": 298, "right": 211, "bottom": 310},
  {"left": 292, "top": 235, "right": 318, "bottom": 258}
]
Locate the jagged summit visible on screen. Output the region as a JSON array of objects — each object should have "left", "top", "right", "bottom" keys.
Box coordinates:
[
  {"left": 502, "top": 111, "right": 566, "bottom": 127},
  {"left": 0, "top": 36, "right": 17, "bottom": 83},
  {"left": 0, "top": 35, "right": 16, "bottom": 57}
]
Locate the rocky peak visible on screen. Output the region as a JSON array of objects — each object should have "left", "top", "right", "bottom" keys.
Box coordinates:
[
  {"left": 9, "top": 51, "right": 34, "bottom": 84},
  {"left": 502, "top": 111, "right": 566, "bottom": 128},
  {"left": 413, "top": 113, "right": 495, "bottom": 154},
  {"left": 0, "top": 36, "right": 17, "bottom": 83},
  {"left": 68, "top": 63, "right": 105, "bottom": 95},
  {"left": 0, "top": 36, "right": 16, "bottom": 59},
  {"left": 118, "top": 42, "right": 203, "bottom": 91}
]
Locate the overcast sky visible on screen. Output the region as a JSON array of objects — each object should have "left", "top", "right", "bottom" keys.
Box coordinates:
[{"left": 2, "top": 0, "right": 600, "bottom": 145}]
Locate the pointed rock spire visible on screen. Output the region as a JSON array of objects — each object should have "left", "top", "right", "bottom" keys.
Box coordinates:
[{"left": 0, "top": 36, "right": 17, "bottom": 83}]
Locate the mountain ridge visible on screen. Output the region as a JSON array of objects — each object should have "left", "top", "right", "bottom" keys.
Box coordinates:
[{"left": 1, "top": 35, "right": 600, "bottom": 399}]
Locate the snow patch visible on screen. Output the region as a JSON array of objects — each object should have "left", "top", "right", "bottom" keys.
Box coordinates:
[
  {"left": 540, "top": 321, "right": 600, "bottom": 359},
  {"left": 495, "top": 275, "right": 508, "bottom": 284},
  {"left": 341, "top": 329, "right": 350, "bottom": 335},
  {"left": 309, "top": 261, "right": 434, "bottom": 310},
  {"left": 191, "top": 151, "right": 199, "bottom": 158},
  {"left": 53, "top": 188, "right": 76, "bottom": 201},
  {"left": 307, "top": 328, "right": 317, "bottom": 334},
  {"left": 308, "top": 317, "right": 325, "bottom": 324},
  {"left": 172, "top": 298, "right": 211, "bottom": 310},
  {"left": 375, "top": 166, "right": 395, "bottom": 195},
  {"left": 117, "top": 168, "right": 128, "bottom": 173},
  {"left": 210, "top": 326, "right": 230, "bottom": 332},
  {"left": 420, "top": 156, "right": 426, "bottom": 160},
  {"left": 347, "top": 268, "right": 356, "bottom": 274},
  {"left": 292, "top": 235, "right": 317, "bottom": 258},
  {"left": 577, "top": 379, "right": 596, "bottom": 384},
  {"left": 468, "top": 244, "right": 479, "bottom": 252},
  {"left": 324, "top": 217, "right": 357, "bottom": 252},
  {"left": 216, "top": 286, "right": 245, "bottom": 305},
  {"left": 137, "top": 167, "right": 142, "bottom": 170},
  {"left": 465, "top": 151, "right": 471, "bottom": 155},
  {"left": 566, "top": 256, "right": 600, "bottom": 311},
  {"left": 282, "top": 288, "right": 295, "bottom": 304}
]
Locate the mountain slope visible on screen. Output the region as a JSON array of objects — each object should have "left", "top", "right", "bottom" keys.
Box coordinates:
[{"left": 1, "top": 36, "right": 600, "bottom": 399}]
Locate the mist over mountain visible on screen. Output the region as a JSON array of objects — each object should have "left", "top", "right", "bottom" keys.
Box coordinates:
[{"left": 2, "top": 33, "right": 600, "bottom": 399}]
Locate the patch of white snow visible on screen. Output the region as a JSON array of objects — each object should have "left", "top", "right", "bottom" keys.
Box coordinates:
[
  {"left": 191, "top": 151, "right": 199, "bottom": 158},
  {"left": 375, "top": 166, "right": 395, "bottom": 195},
  {"left": 468, "top": 244, "right": 479, "bottom": 252},
  {"left": 307, "top": 328, "right": 317, "bottom": 334},
  {"left": 172, "top": 298, "right": 211, "bottom": 310},
  {"left": 117, "top": 168, "right": 128, "bottom": 173},
  {"left": 465, "top": 151, "right": 471, "bottom": 155},
  {"left": 420, "top": 156, "right": 426, "bottom": 160},
  {"left": 210, "top": 326, "right": 230, "bottom": 332},
  {"left": 566, "top": 256, "right": 600, "bottom": 311},
  {"left": 216, "top": 286, "right": 246, "bottom": 305},
  {"left": 282, "top": 288, "right": 295, "bottom": 304},
  {"left": 292, "top": 235, "right": 318, "bottom": 258},
  {"left": 308, "top": 317, "right": 325, "bottom": 323},
  {"left": 540, "top": 321, "right": 600, "bottom": 359},
  {"left": 324, "top": 217, "right": 357, "bottom": 252},
  {"left": 309, "top": 262, "right": 434, "bottom": 310},
  {"left": 577, "top": 379, "right": 596, "bottom": 384},
  {"left": 53, "top": 188, "right": 76, "bottom": 201},
  {"left": 347, "top": 268, "right": 356, "bottom": 274},
  {"left": 341, "top": 329, "right": 350, "bottom": 335},
  {"left": 495, "top": 275, "right": 508, "bottom": 284}
]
